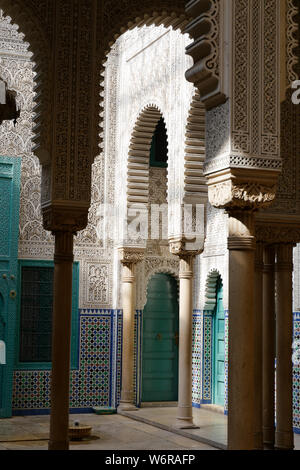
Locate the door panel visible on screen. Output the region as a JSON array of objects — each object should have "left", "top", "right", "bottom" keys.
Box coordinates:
[
  {"left": 142, "top": 274, "right": 179, "bottom": 402},
  {"left": 0, "top": 156, "right": 21, "bottom": 417},
  {"left": 213, "top": 279, "right": 225, "bottom": 406}
]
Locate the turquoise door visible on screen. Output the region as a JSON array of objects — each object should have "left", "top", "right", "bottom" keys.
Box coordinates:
[
  {"left": 142, "top": 274, "right": 179, "bottom": 402},
  {"left": 213, "top": 279, "right": 225, "bottom": 406},
  {"left": 0, "top": 156, "right": 21, "bottom": 417}
]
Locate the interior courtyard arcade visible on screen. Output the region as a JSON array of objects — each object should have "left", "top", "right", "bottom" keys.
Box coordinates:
[{"left": 0, "top": 0, "right": 299, "bottom": 452}]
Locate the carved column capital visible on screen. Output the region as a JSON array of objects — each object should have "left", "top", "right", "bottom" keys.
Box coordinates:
[
  {"left": 118, "top": 247, "right": 145, "bottom": 269},
  {"left": 169, "top": 237, "right": 202, "bottom": 280},
  {"left": 169, "top": 237, "right": 203, "bottom": 260},
  {"left": 207, "top": 169, "right": 278, "bottom": 212},
  {"left": 42, "top": 204, "right": 89, "bottom": 234}
]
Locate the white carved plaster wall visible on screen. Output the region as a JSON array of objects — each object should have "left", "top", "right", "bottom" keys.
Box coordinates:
[{"left": 111, "top": 25, "right": 195, "bottom": 241}]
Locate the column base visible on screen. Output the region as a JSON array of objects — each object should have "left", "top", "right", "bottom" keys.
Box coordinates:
[
  {"left": 117, "top": 401, "right": 139, "bottom": 412},
  {"left": 174, "top": 417, "right": 199, "bottom": 430},
  {"left": 263, "top": 427, "right": 275, "bottom": 450},
  {"left": 275, "top": 431, "right": 294, "bottom": 450}
]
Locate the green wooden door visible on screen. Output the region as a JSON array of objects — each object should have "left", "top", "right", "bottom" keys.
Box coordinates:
[
  {"left": 213, "top": 279, "right": 225, "bottom": 406},
  {"left": 0, "top": 156, "right": 21, "bottom": 417},
  {"left": 142, "top": 274, "right": 179, "bottom": 402}
]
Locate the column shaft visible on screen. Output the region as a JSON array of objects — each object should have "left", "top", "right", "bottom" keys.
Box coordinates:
[
  {"left": 275, "top": 243, "right": 294, "bottom": 450},
  {"left": 262, "top": 245, "right": 275, "bottom": 449},
  {"left": 176, "top": 255, "right": 195, "bottom": 427},
  {"left": 118, "top": 262, "right": 137, "bottom": 411},
  {"left": 48, "top": 231, "right": 74, "bottom": 451},
  {"left": 254, "top": 242, "right": 264, "bottom": 449},
  {"left": 227, "top": 211, "right": 256, "bottom": 450}
]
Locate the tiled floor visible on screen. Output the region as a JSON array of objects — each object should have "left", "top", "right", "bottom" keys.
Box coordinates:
[{"left": 0, "top": 413, "right": 216, "bottom": 451}]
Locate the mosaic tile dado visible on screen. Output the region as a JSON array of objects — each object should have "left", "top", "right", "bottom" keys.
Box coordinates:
[
  {"left": 12, "top": 309, "right": 116, "bottom": 412},
  {"left": 202, "top": 313, "right": 213, "bottom": 404},
  {"left": 224, "top": 312, "right": 229, "bottom": 413},
  {"left": 293, "top": 312, "right": 300, "bottom": 433},
  {"left": 10, "top": 308, "right": 300, "bottom": 433},
  {"left": 192, "top": 312, "right": 202, "bottom": 407}
]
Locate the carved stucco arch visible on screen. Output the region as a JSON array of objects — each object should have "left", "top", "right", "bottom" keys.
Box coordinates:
[
  {"left": 140, "top": 263, "right": 179, "bottom": 310},
  {"left": 185, "top": 0, "right": 226, "bottom": 110},
  {"left": 183, "top": 90, "right": 208, "bottom": 204},
  {"left": 0, "top": 1, "right": 51, "bottom": 156},
  {"left": 203, "top": 268, "right": 223, "bottom": 312},
  {"left": 127, "top": 104, "right": 168, "bottom": 206},
  {"left": 124, "top": 88, "right": 208, "bottom": 213},
  {"left": 96, "top": 2, "right": 190, "bottom": 158}
]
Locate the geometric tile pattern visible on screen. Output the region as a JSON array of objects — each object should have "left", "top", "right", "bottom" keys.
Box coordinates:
[
  {"left": 115, "top": 311, "right": 123, "bottom": 408},
  {"left": 12, "top": 370, "right": 51, "bottom": 410},
  {"left": 12, "top": 309, "right": 114, "bottom": 412},
  {"left": 202, "top": 313, "right": 213, "bottom": 403},
  {"left": 224, "top": 311, "right": 229, "bottom": 413},
  {"left": 192, "top": 311, "right": 202, "bottom": 406},
  {"left": 11, "top": 308, "right": 300, "bottom": 431},
  {"left": 293, "top": 312, "right": 300, "bottom": 433}
]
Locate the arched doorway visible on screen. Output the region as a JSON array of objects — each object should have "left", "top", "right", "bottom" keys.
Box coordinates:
[
  {"left": 141, "top": 273, "right": 179, "bottom": 402},
  {"left": 212, "top": 277, "right": 225, "bottom": 406}
]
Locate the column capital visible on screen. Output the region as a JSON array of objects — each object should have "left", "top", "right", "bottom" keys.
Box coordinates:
[
  {"left": 118, "top": 247, "right": 145, "bottom": 267},
  {"left": 206, "top": 169, "right": 278, "bottom": 212},
  {"left": 42, "top": 203, "right": 89, "bottom": 233},
  {"left": 169, "top": 237, "right": 203, "bottom": 261}
]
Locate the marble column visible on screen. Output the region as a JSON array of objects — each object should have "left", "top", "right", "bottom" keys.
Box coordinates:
[
  {"left": 176, "top": 253, "right": 198, "bottom": 429},
  {"left": 48, "top": 231, "right": 74, "bottom": 451},
  {"left": 118, "top": 248, "right": 144, "bottom": 412},
  {"left": 254, "top": 242, "right": 264, "bottom": 449},
  {"left": 169, "top": 238, "right": 202, "bottom": 429},
  {"left": 262, "top": 245, "right": 275, "bottom": 450},
  {"left": 227, "top": 210, "right": 256, "bottom": 450},
  {"left": 275, "top": 243, "right": 294, "bottom": 450}
]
